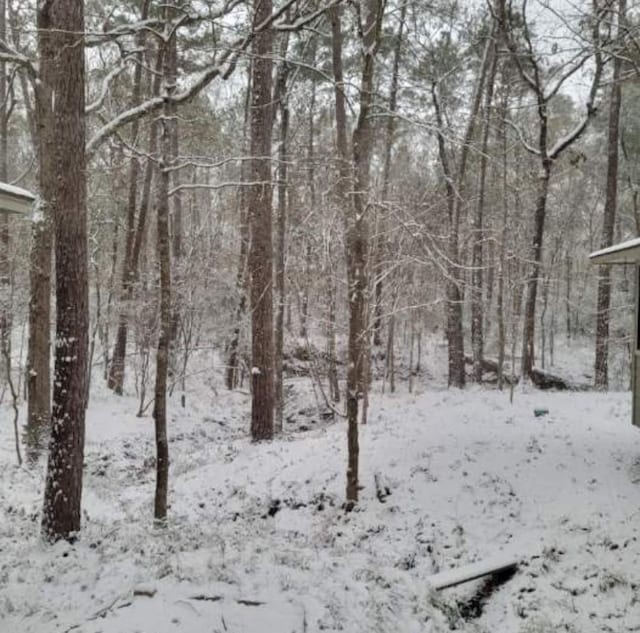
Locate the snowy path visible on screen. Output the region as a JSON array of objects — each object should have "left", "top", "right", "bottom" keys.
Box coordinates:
[{"left": 2, "top": 387, "right": 640, "bottom": 632}]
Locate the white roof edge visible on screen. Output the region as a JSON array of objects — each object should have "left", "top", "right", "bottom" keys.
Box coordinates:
[
  {"left": 590, "top": 237, "right": 640, "bottom": 260},
  {"left": 0, "top": 182, "right": 36, "bottom": 200}
]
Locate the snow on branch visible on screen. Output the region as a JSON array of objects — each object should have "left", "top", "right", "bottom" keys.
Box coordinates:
[
  {"left": 87, "top": 0, "right": 339, "bottom": 160},
  {"left": 548, "top": 106, "right": 594, "bottom": 160},
  {"left": 86, "top": 51, "right": 140, "bottom": 115},
  {"left": 85, "top": 0, "right": 244, "bottom": 48},
  {"left": 272, "top": 0, "right": 343, "bottom": 31},
  {"left": 165, "top": 155, "right": 277, "bottom": 173},
  {"left": 504, "top": 118, "right": 540, "bottom": 157},
  {"left": 87, "top": 95, "right": 165, "bottom": 160},
  {"left": 168, "top": 181, "right": 273, "bottom": 197},
  {"left": 549, "top": 0, "right": 604, "bottom": 159},
  {"left": 543, "top": 52, "right": 591, "bottom": 103}
]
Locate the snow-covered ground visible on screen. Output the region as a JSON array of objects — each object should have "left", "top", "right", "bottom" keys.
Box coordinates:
[{"left": 2, "top": 378, "right": 640, "bottom": 632}]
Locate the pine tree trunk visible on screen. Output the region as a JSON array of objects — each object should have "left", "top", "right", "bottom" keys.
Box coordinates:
[
  {"left": 41, "top": 0, "right": 88, "bottom": 542},
  {"left": 27, "top": 1, "right": 55, "bottom": 457},
  {"left": 594, "top": 0, "right": 625, "bottom": 389},
  {"left": 248, "top": 0, "right": 275, "bottom": 441}
]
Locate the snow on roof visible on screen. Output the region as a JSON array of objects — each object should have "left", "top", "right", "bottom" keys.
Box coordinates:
[
  {"left": 0, "top": 181, "right": 35, "bottom": 201},
  {"left": 590, "top": 237, "right": 640, "bottom": 264}
]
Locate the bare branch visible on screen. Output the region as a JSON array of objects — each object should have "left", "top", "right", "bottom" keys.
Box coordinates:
[
  {"left": 168, "top": 180, "right": 273, "bottom": 197},
  {"left": 87, "top": 0, "right": 336, "bottom": 159},
  {"left": 504, "top": 118, "right": 540, "bottom": 156},
  {"left": 86, "top": 52, "right": 139, "bottom": 114}
]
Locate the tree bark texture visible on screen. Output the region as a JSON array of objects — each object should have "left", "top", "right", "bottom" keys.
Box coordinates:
[
  {"left": 41, "top": 0, "right": 89, "bottom": 542},
  {"left": 521, "top": 160, "right": 552, "bottom": 377},
  {"left": 153, "top": 107, "right": 171, "bottom": 525},
  {"left": 248, "top": 0, "right": 275, "bottom": 441},
  {"left": 27, "top": 0, "right": 57, "bottom": 457}
]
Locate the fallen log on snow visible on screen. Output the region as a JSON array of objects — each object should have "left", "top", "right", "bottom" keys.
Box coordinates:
[
  {"left": 463, "top": 356, "right": 518, "bottom": 386},
  {"left": 428, "top": 554, "right": 519, "bottom": 590},
  {"left": 464, "top": 356, "right": 590, "bottom": 391},
  {"left": 529, "top": 367, "right": 590, "bottom": 391}
]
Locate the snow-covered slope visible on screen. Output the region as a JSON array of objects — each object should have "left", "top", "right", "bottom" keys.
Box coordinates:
[{"left": 2, "top": 384, "right": 640, "bottom": 632}]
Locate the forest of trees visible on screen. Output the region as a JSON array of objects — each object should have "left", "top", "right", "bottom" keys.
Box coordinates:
[{"left": 0, "top": 0, "right": 638, "bottom": 543}]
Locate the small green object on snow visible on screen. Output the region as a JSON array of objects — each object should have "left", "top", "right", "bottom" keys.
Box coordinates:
[{"left": 534, "top": 408, "right": 549, "bottom": 418}]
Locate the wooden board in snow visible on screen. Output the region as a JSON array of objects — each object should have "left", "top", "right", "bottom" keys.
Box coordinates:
[{"left": 428, "top": 554, "right": 519, "bottom": 590}]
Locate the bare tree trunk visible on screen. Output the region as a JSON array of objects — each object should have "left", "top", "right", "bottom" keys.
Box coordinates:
[
  {"left": 101, "top": 201, "right": 119, "bottom": 379},
  {"left": 471, "top": 44, "right": 497, "bottom": 382},
  {"left": 550, "top": 262, "right": 560, "bottom": 366},
  {"left": 108, "top": 36, "right": 162, "bottom": 395},
  {"left": 510, "top": 274, "right": 523, "bottom": 404},
  {"left": 496, "top": 91, "right": 509, "bottom": 390},
  {"left": 498, "top": 0, "right": 601, "bottom": 380},
  {"left": 274, "top": 52, "right": 290, "bottom": 434},
  {"left": 540, "top": 269, "right": 551, "bottom": 369},
  {"left": 372, "top": 1, "right": 406, "bottom": 348},
  {"left": 565, "top": 254, "right": 572, "bottom": 340},
  {"left": 0, "top": 0, "right": 8, "bottom": 389},
  {"left": 248, "top": 0, "right": 275, "bottom": 441},
  {"left": 387, "top": 311, "right": 395, "bottom": 393},
  {"left": 41, "top": 0, "right": 88, "bottom": 542},
  {"left": 27, "top": 0, "right": 56, "bottom": 458},
  {"left": 431, "top": 83, "right": 464, "bottom": 389},
  {"left": 331, "top": 0, "right": 382, "bottom": 506},
  {"left": 26, "top": 222, "right": 51, "bottom": 458},
  {"left": 521, "top": 161, "right": 551, "bottom": 377},
  {"left": 153, "top": 58, "right": 172, "bottom": 525},
  {"left": 169, "top": 18, "right": 183, "bottom": 353},
  {"left": 329, "top": 4, "right": 355, "bottom": 500},
  {"left": 327, "top": 272, "right": 340, "bottom": 403},
  {"left": 225, "top": 64, "right": 252, "bottom": 391},
  {"left": 299, "top": 242, "right": 311, "bottom": 339},
  {"left": 594, "top": 0, "right": 625, "bottom": 389},
  {"left": 409, "top": 310, "right": 415, "bottom": 393},
  {"left": 432, "top": 31, "right": 494, "bottom": 388},
  {"left": 485, "top": 240, "right": 495, "bottom": 320}
]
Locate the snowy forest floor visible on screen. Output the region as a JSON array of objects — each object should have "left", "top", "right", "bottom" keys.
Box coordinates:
[{"left": 2, "top": 375, "right": 640, "bottom": 632}]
